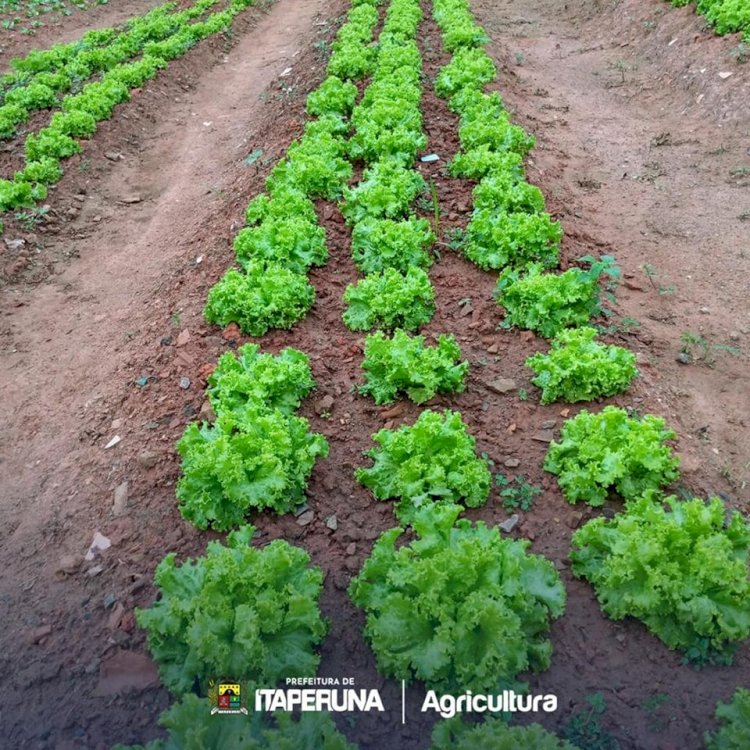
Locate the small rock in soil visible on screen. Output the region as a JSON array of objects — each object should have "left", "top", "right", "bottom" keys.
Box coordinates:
[
  {"left": 28, "top": 625, "right": 52, "bottom": 645},
  {"left": 86, "top": 565, "right": 104, "bottom": 577},
  {"left": 499, "top": 514, "right": 519, "bottom": 533},
  {"left": 160, "top": 336, "right": 172, "bottom": 346},
  {"left": 676, "top": 352, "right": 691, "bottom": 365},
  {"left": 457, "top": 302, "right": 473, "bottom": 318},
  {"left": 179, "top": 377, "right": 191, "bottom": 390},
  {"left": 4, "top": 238, "right": 25, "bottom": 250},
  {"left": 121, "top": 195, "right": 142, "bottom": 204},
  {"left": 315, "top": 394, "right": 335, "bottom": 415},
  {"left": 103, "top": 593, "right": 118, "bottom": 609},
  {"left": 504, "top": 458, "right": 521, "bottom": 468},
  {"left": 221, "top": 323, "right": 241, "bottom": 341},
  {"left": 84, "top": 532, "right": 111, "bottom": 561},
  {"left": 93, "top": 650, "right": 159, "bottom": 696},
  {"left": 57, "top": 555, "right": 82, "bottom": 575},
  {"left": 380, "top": 402, "right": 405, "bottom": 420},
  {"left": 346, "top": 543, "right": 357, "bottom": 555},
  {"left": 296, "top": 510, "right": 314, "bottom": 527},
  {"left": 531, "top": 430, "right": 555, "bottom": 443},
  {"left": 325, "top": 515, "right": 338, "bottom": 531},
  {"left": 487, "top": 343, "right": 499, "bottom": 354},
  {"left": 138, "top": 451, "right": 158, "bottom": 469},
  {"left": 541, "top": 420, "right": 557, "bottom": 430},
  {"left": 486, "top": 378, "right": 517, "bottom": 394},
  {"left": 567, "top": 511, "right": 583, "bottom": 529},
  {"left": 112, "top": 481, "right": 129, "bottom": 517},
  {"left": 105, "top": 152, "right": 122, "bottom": 161},
  {"left": 729, "top": 331, "right": 740, "bottom": 341},
  {"left": 104, "top": 435, "right": 121, "bottom": 449},
  {"left": 107, "top": 603, "right": 125, "bottom": 630},
  {"left": 175, "top": 329, "right": 191, "bottom": 347}
]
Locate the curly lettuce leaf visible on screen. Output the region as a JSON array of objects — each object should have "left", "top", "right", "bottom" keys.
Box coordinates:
[
  {"left": 349, "top": 503, "right": 565, "bottom": 692},
  {"left": 176, "top": 404, "right": 329, "bottom": 530},
  {"left": 526, "top": 327, "right": 638, "bottom": 404},
  {"left": 544, "top": 406, "right": 680, "bottom": 506},
  {"left": 356, "top": 409, "right": 489, "bottom": 522},
  {"left": 207, "top": 344, "right": 315, "bottom": 417},
  {"left": 136, "top": 527, "right": 328, "bottom": 695},
  {"left": 343, "top": 268, "right": 436, "bottom": 332},
  {"left": 359, "top": 330, "right": 467, "bottom": 406},
  {"left": 571, "top": 494, "right": 750, "bottom": 663}
]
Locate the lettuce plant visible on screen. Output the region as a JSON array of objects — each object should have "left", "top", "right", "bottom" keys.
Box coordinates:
[
  {"left": 207, "top": 344, "right": 315, "bottom": 417},
  {"left": 465, "top": 213, "right": 561, "bottom": 272},
  {"left": 544, "top": 406, "right": 680, "bottom": 506},
  {"left": 449, "top": 146, "right": 524, "bottom": 180},
  {"left": 351, "top": 216, "right": 435, "bottom": 274},
  {"left": 233, "top": 216, "right": 328, "bottom": 274},
  {"left": 705, "top": 688, "right": 750, "bottom": 750},
  {"left": 305, "top": 75, "right": 358, "bottom": 117},
  {"left": 496, "top": 258, "right": 619, "bottom": 337},
  {"left": 204, "top": 264, "right": 315, "bottom": 337},
  {"left": 269, "top": 132, "right": 352, "bottom": 200},
  {"left": 356, "top": 409, "right": 490, "bottom": 522},
  {"left": 136, "top": 526, "right": 328, "bottom": 694},
  {"left": 431, "top": 717, "right": 579, "bottom": 750},
  {"left": 571, "top": 494, "right": 750, "bottom": 665},
  {"left": 113, "top": 696, "right": 356, "bottom": 750},
  {"left": 359, "top": 330, "right": 468, "bottom": 407},
  {"left": 434, "top": 46, "right": 496, "bottom": 98},
  {"left": 349, "top": 503, "right": 566, "bottom": 691},
  {"left": 176, "top": 404, "right": 329, "bottom": 530},
  {"left": 341, "top": 160, "right": 427, "bottom": 224},
  {"left": 459, "top": 111, "right": 535, "bottom": 157},
  {"left": 526, "top": 327, "right": 638, "bottom": 404},
  {"left": 343, "top": 268, "right": 435, "bottom": 332},
  {"left": 244, "top": 186, "right": 317, "bottom": 226},
  {"left": 472, "top": 172, "right": 546, "bottom": 213}
]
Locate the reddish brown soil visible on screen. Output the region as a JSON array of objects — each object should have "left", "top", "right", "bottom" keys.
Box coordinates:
[{"left": 0, "top": 0, "right": 748, "bottom": 748}]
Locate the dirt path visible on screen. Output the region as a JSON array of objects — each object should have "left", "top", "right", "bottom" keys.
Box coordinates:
[{"left": 0, "top": 0, "right": 339, "bottom": 744}]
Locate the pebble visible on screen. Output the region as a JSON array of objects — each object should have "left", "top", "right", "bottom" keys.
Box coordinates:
[
  {"left": 176, "top": 329, "right": 191, "bottom": 347},
  {"left": 296, "top": 510, "right": 314, "bottom": 527},
  {"left": 57, "top": 554, "right": 82, "bottom": 575},
  {"left": 113, "top": 481, "right": 129, "bottom": 517},
  {"left": 499, "top": 514, "right": 519, "bottom": 533},
  {"left": 346, "top": 543, "right": 357, "bottom": 555},
  {"left": 179, "top": 377, "right": 191, "bottom": 389},
  {"left": 315, "top": 395, "right": 335, "bottom": 415},
  {"left": 504, "top": 458, "right": 521, "bottom": 468},
  {"left": 138, "top": 451, "right": 158, "bottom": 469},
  {"left": 486, "top": 378, "right": 517, "bottom": 394},
  {"left": 541, "top": 419, "right": 557, "bottom": 429},
  {"left": 676, "top": 352, "right": 691, "bottom": 365},
  {"left": 532, "top": 430, "right": 555, "bottom": 443},
  {"left": 325, "top": 515, "right": 338, "bottom": 531}
]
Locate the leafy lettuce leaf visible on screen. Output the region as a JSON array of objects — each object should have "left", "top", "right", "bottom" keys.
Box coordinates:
[
  {"left": 113, "top": 696, "right": 355, "bottom": 749},
  {"left": 544, "top": 406, "right": 680, "bottom": 506},
  {"left": 204, "top": 263, "right": 315, "bottom": 337},
  {"left": 349, "top": 503, "right": 566, "bottom": 691},
  {"left": 176, "top": 404, "right": 329, "bottom": 530},
  {"left": 343, "top": 268, "right": 436, "bottom": 332},
  {"left": 351, "top": 216, "right": 435, "bottom": 275},
  {"left": 705, "top": 688, "right": 750, "bottom": 750},
  {"left": 356, "top": 409, "right": 489, "bottom": 522},
  {"left": 526, "top": 327, "right": 638, "bottom": 404},
  {"left": 571, "top": 494, "right": 750, "bottom": 663},
  {"left": 359, "top": 330, "right": 467, "bottom": 406},
  {"left": 431, "top": 716, "right": 580, "bottom": 750},
  {"left": 135, "top": 527, "right": 327, "bottom": 695},
  {"left": 207, "top": 344, "right": 315, "bottom": 417}
]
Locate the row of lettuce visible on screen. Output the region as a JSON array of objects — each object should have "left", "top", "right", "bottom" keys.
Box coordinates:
[
  {"left": 113, "top": 0, "right": 750, "bottom": 747},
  {"left": 669, "top": 0, "right": 750, "bottom": 40},
  {"left": 0, "top": 0, "right": 263, "bottom": 216}
]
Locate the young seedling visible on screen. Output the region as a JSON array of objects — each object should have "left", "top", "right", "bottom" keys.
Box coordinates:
[{"left": 496, "top": 473, "right": 541, "bottom": 512}]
